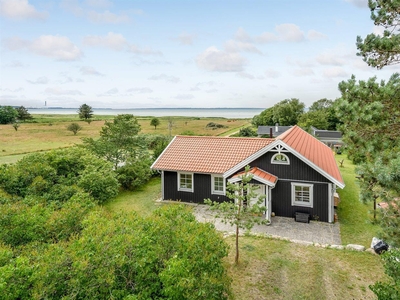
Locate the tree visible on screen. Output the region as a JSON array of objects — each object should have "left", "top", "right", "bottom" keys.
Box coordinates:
[
  {"left": 205, "top": 166, "right": 268, "bottom": 264},
  {"left": 67, "top": 123, "right": 82, "bottom": 135},
  {"left": 298, "top": 110, "right": 329, "bottom": 131},
  {"left": 337, "top": 74, "right": 400, "bottom": 223},
  {"left": 238, "top": 126, "right": 257, "bottom": 137},
  {"left": 0, "top": 106, "right": 18, "bottom": 124},
  {"left": 15, "top": 106, "right": 33, "bottom": 122},
  {"left": 150, "top": 117, "right": 160, "bottom": 129},
  {"left": 272, "top": 98, "right": 305, "bottom": 126},
  {"left": 83, "top": 114, "right": 142, "bottom": 169},
  {"left": 78, "top": 103, "right": 94, "bottom": 124},
  {"left": 252, "top": 107, "right": 274, "bottom": 127},
  {"left": 12, "top": 122, "right": 20, "bottom": 131},
  {"left": 356, "top": 0, "right": 400, "bottom": 69},
  {"left": 308, "top": 98, "right": 333, "bottom": 112}
]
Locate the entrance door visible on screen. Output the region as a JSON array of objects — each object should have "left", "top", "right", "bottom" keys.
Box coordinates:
[{"left": 249, "top": 184, "right": 270, "bottom": 220}]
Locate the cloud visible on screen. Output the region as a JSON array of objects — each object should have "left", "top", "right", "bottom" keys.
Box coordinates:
[
  {"left": 44, "top": 87, "right": 83, "bottom": 95},
  {"left": 264, "top": 69, "right": 280, "bottom": 78},
  {"left": 126, "top": 87, "right": 153, "bottom": 93},
  {"left": 174, "top": 94, "right": 194, "bottom": 100},
  {"left": 80, "top": 66, "right": 104, "bottom": 76},
  {"left": 84, "top": 0, "right": 112, "bottom": 8},
  {"left": 176, "top": 32, "right": 196, "bottom": 45},
  {"left": 128, "top": 44, "right": 162, "bottom": 56},
  {"left": 0, "top": 0, "right": 47, "bottom": 20},
  {"left": 205, "top": 89, "right": 218, "bottom": 93},
  {"left": 60, "top": 0, "right": 84, "bottom": 16},
  {"left": 236, "top": 72, "right": 255, "bottom": 79},
  {"left": 190, "top": 81, "right": 218, "bottom": 91},
  {"left": 234, "top": 27, "right": 252, "bottom": 42},
  {"left": 307, "top": 30, "right": 328, "bottom": 41},
  {"left": 255, "top": 31, "right": 278, "bottom": 43},
  {"left": 275, "top": 23, "right": 305, "bottom": 42},
  {"left": 27, "top": 76, "right": 49, "bottom": 84},
  {"left": 4, "top": 60, "right": 26, "bottom": 67},
  {"left": 83, "top": 32, "right": 127, "bottom": 50},
  {"left": 103, "top": 87, "right": 119, "bottom": 95},
  {"left": 322, "top": 67, "right": 348, "bottom": 78},
  {"left": 224, "top": 40, "right": 262, "bottom": 54},
  {"left": 0, "top": 87, "right": 24, "bottom": 92},
  {"left": 87, "top": 10, "right": 129, "bottom": 23},
  {"left": 316, "top": 53, "right": 346, "bottom": 66},
  {"left": 148, "top": 74, "right": 180, "bottom": 83},
  {"left": 344, "top": 0, "right": 368, "bottom": 8},
  {"left": 292, "top": 68, "right": 314, "bottom": 76},
  {"left": 196, "top": 46, "right": 246, "bottom": 72},
  {"left": 3, "top": 35, "right": 82, "bottom": 61}
]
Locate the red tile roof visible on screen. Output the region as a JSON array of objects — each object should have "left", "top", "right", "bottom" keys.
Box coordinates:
[
  {"left": 151, "top": 136, "right": 274, "bottom": 174},
  {"left": 230, "top": 167, "right": 278, "bottom": 186},
  {"left": 277, "top": 125, "right": 344, "bottom": 186}
]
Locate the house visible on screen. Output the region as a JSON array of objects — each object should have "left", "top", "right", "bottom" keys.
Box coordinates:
[
  {"left": 257, "top": 123, "right": 292, "bottom": 137},
  {"left": 151, "top": 125, "right": 345, "bottom": 223},
  {"left": 310, "top": 126, "right": 343, "bottom": 147}
]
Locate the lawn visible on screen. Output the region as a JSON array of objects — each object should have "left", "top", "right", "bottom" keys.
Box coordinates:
[{"left": 335, "top": 154, "right": 379, "bottom": 247}]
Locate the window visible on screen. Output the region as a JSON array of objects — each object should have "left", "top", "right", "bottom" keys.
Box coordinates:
[
  {"left": 178, "top": 173, "right": 193, "bottom": 192},
  {"left": 212, "top": 175, "right": 224, "bottom": 195},
  {"left": 271, "top": 153, "right": 290, "bottom": 165},
  {"left": 291, "top": 183, "right": 313, "bottom": 207}
]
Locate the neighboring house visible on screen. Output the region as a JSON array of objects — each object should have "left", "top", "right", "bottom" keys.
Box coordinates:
[
  {"left": 151, "top": 126, "right": 345, "bottom": 223},
  {"left": 310, "top": 126, "right": 343, "bottom": 147},
  {"left": 257, "top": 123, "right": 292, "bottom": 137}
]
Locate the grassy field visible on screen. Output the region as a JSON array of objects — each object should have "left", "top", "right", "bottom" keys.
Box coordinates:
[
  {"left": 0, "top": 116, "right": 250, "bottom": 164},
  {"left": 335, "top": 154, "right": 378, "bottom": 247}
]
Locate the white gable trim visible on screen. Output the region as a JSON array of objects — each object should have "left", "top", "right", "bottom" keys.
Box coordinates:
[
  {"left": 228, "top": 175, "right": 276, "bottom": 187},
  {"left": 150, "top": 136, "right": 177, "bottom": 170},
  {"left": 224, "top": 140, "right": 345, "bottom": 189}
]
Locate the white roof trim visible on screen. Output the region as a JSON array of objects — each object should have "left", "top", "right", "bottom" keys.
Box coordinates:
[
  {"left": 228, "top": 175, "right": 276, "bottom": 187},
  {"left": 150, "top": 135, "right": 177, "bottom": 170}
]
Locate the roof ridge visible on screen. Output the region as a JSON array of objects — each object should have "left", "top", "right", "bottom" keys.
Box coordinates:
[{"left": 175, "top": 135, "right": 274, "bottom": 141}]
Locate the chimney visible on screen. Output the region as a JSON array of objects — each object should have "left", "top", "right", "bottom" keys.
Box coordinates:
[
  {"left": 275, "top": 123, "right": 279, "bottom": 133},
  {"left": 270, "top": 128, "right": 273, "bottom": 138}
]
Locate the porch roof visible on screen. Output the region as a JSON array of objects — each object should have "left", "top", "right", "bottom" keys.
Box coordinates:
[{"left": 228, "top": 167, "right": 278, "bottom": 187}]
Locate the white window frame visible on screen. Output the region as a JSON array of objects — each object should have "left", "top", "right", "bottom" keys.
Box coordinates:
[
  {"left": 291, "top": 182, "right": 313, "bottom": 208},
  {"left": 271, "top": 153, "right": 290, "bottom": 165},
  {"left": 178, "top": 172, "right": 194, "bottom": 192},
  {"left": 211, "top": 175, "right": 225, "bottom": 195}
]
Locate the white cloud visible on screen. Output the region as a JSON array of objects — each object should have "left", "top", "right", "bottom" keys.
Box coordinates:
[
  {"left": 293, "top": 68, "right": 314, "bottom": 76},
  {"left": 275, "top": 23, "right": 305, "bottom": 42},
  {"left": 0, "top": 0, "right": 47, "bottom": 20},
  {"left": 80, "top": 66, "right": 104, "bottom": 76},
  {"left": 224, "top": 40, "right": 262, "bottom": 54},
  {"left": 176, "top": 32, "right": 196, "bottom": 45},
  {"left": 128, "top": 44, "right": 162, "bottom": 56},
  {"left": 44, "top": 87, "right": 83, "bottom": 95},
  {"left": 60, "top": 0, "right": 84, "bottom": 16},
  {"left": 87, "top": 10, "right": 129, "bottom": 23},
  {"left": 3, "top": 35, "right": 82, "bottom": 61},
  {"left": 174, "top": 94, "right": 194, "bottom": 100},
  {"left": 83, "top": 32, "right": 127, "bottom": 50},
  {"left": 27, "top": 76, "right": 48, "bottom": 84},
  {"left": 196, "top": 46, "right": 246, "bottom": 72},
  {"left": 344, "top": 0, "right": 368, "bottom": 8},
  {"left": 322, "top": 67, "right": 348, "bottom": 78},
  {"left": 234, "top": 27, "right": 252, "bottom": 42},
  {"left": 373, "top": 26, "right": 385, "bottom": 36},
  {"left": 4, "top": 60, "right": 26, "bottom": 67},
  {"left": 103, "top": 87, "right": 119, "bottom": 95},
  {"left": 148, "top": 74, "right": 180, "bottom": 83},
  {"left": 84, "top": 0, "right": 112, "bottom": 8},
  {"left": 0, "top": 87, "right": 24, "bottom": 92},
  {"left": 236, "top": 72, "right": 255, "bottom": 79},
  {"left": 264, "top": 69, "right": 280, "bottom": 78},
  {"left": 205, "top": 89, "right": 218, "bottom": 93},
  {"left": 126, "top": 87, "right": 153, "bottom": 93},
  {"left": 307, "top": 30, "right": 328, "bottom": 41},
  {"left": 255, "top": 31, "right": 278, "bottom": 43},
  {"left": 316, "top": 53, "right": 346, "bottom": 66}
]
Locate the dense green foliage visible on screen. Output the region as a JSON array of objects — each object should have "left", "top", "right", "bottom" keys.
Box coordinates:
[
  {"left": 15, "top": 106, "right": 33, "bottom": 122},
  {"left": 78, "top": 103, "right": 94, "bottom": 124},
  {"left": 298, "top": 98, "right": 341, "bottom": 130},
  {"left": 370, "top": 249, "right": 400, "bottom": 299},
  {"left": 356, "top": 0, "right": 400, "bottom": 68},
  {"left": 237, "top": 126, "right": 257, "bottom": 137},
  {"left": 0, "top": 106, "right": 18, "bottom": 124},
  {"left": 0, "top": 205, "right": 231, "bottom": 299},
  {"left": 205, "top": 166, "right": 268, "bottom": 264}
]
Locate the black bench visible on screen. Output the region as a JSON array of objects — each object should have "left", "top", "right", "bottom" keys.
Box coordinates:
[{"left": 295, "top": 212, "right": 310, "bottom": 223}]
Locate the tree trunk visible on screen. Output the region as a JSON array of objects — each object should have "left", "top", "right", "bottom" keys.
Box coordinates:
[{"left": 235, "top": 223, "right": 239, "bottom": 264}]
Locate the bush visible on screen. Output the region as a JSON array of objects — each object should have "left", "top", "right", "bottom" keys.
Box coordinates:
[{"left": 206, "top": 122, "right": 228, "bottom": 129}]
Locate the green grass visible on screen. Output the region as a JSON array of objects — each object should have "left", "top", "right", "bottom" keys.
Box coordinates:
[
  {"left": 227, "top": 236, "right": 385, "bottom": 300},
  {"left": 335, "top": 154, "right": 378, "bottom": 247},
  {"left": 104, "top": 177, "right": 162, "bottom": 216}
]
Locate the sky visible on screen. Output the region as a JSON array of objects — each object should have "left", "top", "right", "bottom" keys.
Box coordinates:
[{"left": 0, "top": 0, "right": 398, "bottom": 109}]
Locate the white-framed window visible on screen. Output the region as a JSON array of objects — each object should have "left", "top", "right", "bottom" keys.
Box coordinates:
[
  {"left": 291, "top": 182, "right": 313, "bottom": 207},
  {"left": 271, "top": 153, "right": 290, "bottom": 165},
  {"left": 178, "top": 173, "right": 193, "bottom": 192},
  {"left": 212, "top": 175, "right": 225, "bottom": 195}
]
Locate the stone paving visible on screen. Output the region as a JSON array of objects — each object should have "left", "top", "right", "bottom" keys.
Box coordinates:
[{"left": 192, "top": 204, "right": 342, "bottom": 245}]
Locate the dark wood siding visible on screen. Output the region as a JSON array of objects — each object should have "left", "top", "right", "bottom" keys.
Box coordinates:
[
  {"left": 271, "top": 180, "right": 329, "bottom": 222},
  {"left": 250, "top": 152, "right": 331, "bottom": 183},
  {"left": 163, "top": 171, "right": 229, "bottom": 204}
]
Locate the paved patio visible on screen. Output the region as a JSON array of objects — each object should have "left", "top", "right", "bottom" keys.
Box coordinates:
[{"left": 192, "top": 204, "right": 341, "bottom": 245}]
